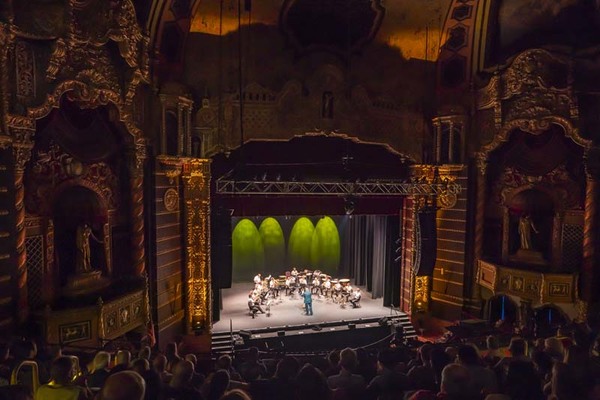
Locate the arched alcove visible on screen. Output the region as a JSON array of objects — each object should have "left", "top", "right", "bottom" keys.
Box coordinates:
[
  {"left": 533, "top": 304, "right": 569, "bottom": 337},
  {"left": 53, "top": 185, "right": 108, "bottom": 286},
  {"left": 486, "top": 294, "right": 518, "bottom": 326}
]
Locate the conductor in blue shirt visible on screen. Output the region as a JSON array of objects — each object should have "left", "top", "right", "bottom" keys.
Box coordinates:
[{"left": 302, "top": 287, "right": 313, "bottom": 316}]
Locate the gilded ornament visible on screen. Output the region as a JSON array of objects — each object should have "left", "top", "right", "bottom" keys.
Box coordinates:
[{"left": 163, "top": 188, "right": 179, "bottom": 212}]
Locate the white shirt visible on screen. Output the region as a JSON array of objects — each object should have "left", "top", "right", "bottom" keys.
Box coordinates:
[{"left": 254, "top": 275, "right": 261, "bottom": 284}]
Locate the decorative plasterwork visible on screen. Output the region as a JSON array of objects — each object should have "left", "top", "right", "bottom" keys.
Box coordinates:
[{"left": 156, "top": 155, "right": 185, "bottom": 183}]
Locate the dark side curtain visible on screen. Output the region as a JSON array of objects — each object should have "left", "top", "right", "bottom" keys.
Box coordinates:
[{"left": 341, "top": 215, "right": 400, "bottom": 305}]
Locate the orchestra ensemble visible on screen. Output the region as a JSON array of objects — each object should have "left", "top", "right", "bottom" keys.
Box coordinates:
[{"left": 247, "top": 267, "right": 362, "bottom": 318}]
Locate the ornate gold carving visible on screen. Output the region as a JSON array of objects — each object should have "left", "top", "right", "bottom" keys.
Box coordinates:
[
  {"left": 163, "top": 188, "right": 179, "bottom": 212},
  {"left": 128, "top": 143, "right": 146, "bottom": 276},
  {"left": 157, "top": 155, "right": 184, "bottom": 184},
  {"left": 15, "top": 41, "right": 36, "bottom": 101},
  {"left": 0, "top": 22, "right": 14, "bottom": 136},
  {"left": 181, "top": 159, "right": 212, "bottom": 333},
  {"left": 413, "top": 275, "right": 430, "bottom": 312}
]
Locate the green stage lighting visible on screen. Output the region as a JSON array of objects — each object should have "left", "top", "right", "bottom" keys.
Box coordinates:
[
  {"left": 259, "top": 217, "right": 286, "bottom": 274},
  {"left": 232, "top": 219, "right": 265, "bottom": 281},
  {"left": 288, "top": 217, "right": 315, "bottom": 267},
  {"left": 311, "top": 216, "right": 341, "bottom": 275}
]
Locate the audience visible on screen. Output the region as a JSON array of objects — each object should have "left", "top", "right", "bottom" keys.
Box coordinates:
[{"left": 1, "top": 321, "right": 599, "bottom": 400}]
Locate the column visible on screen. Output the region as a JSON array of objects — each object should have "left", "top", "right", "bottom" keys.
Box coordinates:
[
  {"left": 160, "top": 95, "right": 167, "bottom": 154},
  {"left": 582, "top": 158, "right": 600, "bottom": 302},
  {"left": 434, "top": 120, "right": 442, "bottom": 163},
  {"left": 128, "top": 139, "right": 147, "bottom": 277},
  {"left": 13, "top": 141, "right": 33, "bottom": 322},
  {"left": 177, "top": 104, "right": 184, "bottom": 156},
  {"left": 181, "top": 159, "right": 212, "bottom": 333},
  {"left": 448, "top": 122, "right": 455, "bottom": 163}
]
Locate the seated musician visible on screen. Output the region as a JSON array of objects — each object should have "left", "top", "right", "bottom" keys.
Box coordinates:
[
  {"left": 291, "top": 267, "right": 299, "bottom": 278},
  {"left": 285, "top": 276, "right": 293, "bottom": 296},
  {"left": 349, "top": 288, "right": 362, "bottom": 308},
  {"left": 311, "top": 276, "right": 321, "bottom": 294},
  {"left": 333, "top": 281, "right": 343, "bottom": 302},
  {"left": 248, "top": 294, "right": 265, "bottom": 318},
  {"left": 268, "top": 277, "right": 279, "bottom": 297},
  {"left": 254, "top": 273, "right": 262, "bottom": 284},
  {"left": 298, "top": 275, "right": 307, "bottom": 287},
  {"left": 322, "top": 277, "right": 332, "bottom": 297}
]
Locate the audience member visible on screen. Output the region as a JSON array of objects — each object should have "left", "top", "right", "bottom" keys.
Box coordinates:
[
  {"left": 35, "top": 356, "right": 89, "bottom": 400},
  {"left": 365, "top": 349, "right": 408, "bottom": 400},
  {"left": 98, "top": 371, "right": 145, "bottom": 400},
  {"left": 296, "top": 363, "right": 331, "bottom": 400},
  {"left": 203, "top": 369, "right": 231, "bottom": 400},
  {"left": 456, "top": 344, "right": 497, "bottom": 397},
  {"left": 111, "top": 351, "right": 131, "bottom": 375},
  {"left": 165, "top": 342, "right": 181, "bottom": 373},
  {"left": 327, "top": 347, "right": 366, "bottom": 399},
  {"left": 88, "top": 351, "right": 111, "bottom": 389}
]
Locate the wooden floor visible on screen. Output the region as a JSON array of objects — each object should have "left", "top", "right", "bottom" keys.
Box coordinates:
[{"left": 213, "top": 282, "right": 398, "bottom": 333}]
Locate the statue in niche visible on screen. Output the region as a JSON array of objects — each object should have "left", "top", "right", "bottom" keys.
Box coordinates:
[
  {"left": 322, "top": 91, "right": 334, "bottom": 119},
  {"left": 75, "top": 224, "right": 102, "bottom": 274},
  {"left": 518, "top": 215, "right": 538, "bottom": 250}
]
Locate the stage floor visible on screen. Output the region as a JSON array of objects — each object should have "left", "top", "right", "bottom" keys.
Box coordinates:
[{"left": 213, "top": 283, "right": 394, "bottom": 333}]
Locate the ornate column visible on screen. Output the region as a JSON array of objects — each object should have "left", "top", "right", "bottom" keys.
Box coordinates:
[
  {"left": 448, "top": 122, "right": 455, "bottom": 163},
  {"left": 13, "top": 136, "right": 33, "bottom": 322},
  {"left": 177, "top": 104, "right": 184, "bottom": 155},
  {"left": 181, "top": 159, "right": 212, "bottom": 333},
  {"left": 434, "top": 120, "right": 442, "bottom": 163},
  {"left": 128, "top": 139, "right": 147, "bottom": 277},
  {"left": 582, "top": 148, "right": 600, "bottom": 303},
  {"left": 474, "top": 154, "right": 487, "bottom": 262}
]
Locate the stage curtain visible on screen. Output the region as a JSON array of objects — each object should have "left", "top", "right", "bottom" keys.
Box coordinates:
[{"left": 341, "top": 215, "right": 398, "bottom": 301}]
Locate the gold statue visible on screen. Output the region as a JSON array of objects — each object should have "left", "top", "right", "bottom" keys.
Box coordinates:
[
  {"left": 518, "top": 215, "right": 538, "bottom": 250},
  {"left": 75, "top": 224, "right": 102, "bottom": 274}
]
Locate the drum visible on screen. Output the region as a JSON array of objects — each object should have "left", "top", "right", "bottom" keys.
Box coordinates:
[{"left": 339, "top": 279, "right": 350, "bottom": 283}]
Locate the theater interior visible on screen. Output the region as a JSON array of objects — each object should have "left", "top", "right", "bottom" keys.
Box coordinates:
[{"left": 1, "top": 1, "right": 600, "bottom": 399}]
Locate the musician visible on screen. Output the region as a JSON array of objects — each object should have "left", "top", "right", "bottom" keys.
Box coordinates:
[
  {"left": 323, "top": 277, "right": 332, "bottom": 297},
  {"left": 302, "top": 287, "right": 313, "bottom": 316},
  {"left": 349, "top": 288, "right": 361, "bottom": 308},
  {"left": 291, "top": 267, "right": 299, "bottom": 278},
  {"left": 253, "top": 273, "right": 262, "bottom": 284},
  {"left": 248, "top": 294, "right": 265, "bottom": 318},
  {"left": 285, "top": 276, "right": 294, "bottom": 296},
  {"left": 298, "top": 275, "right": 307, "bottom": 287},
  {"left": 332, "top": 281, "right": 343, "bottom": 303},
  {"left": 311, "top": 276, "right": 321, "bottom": 295},
  {"left": 268, "top": 277, "right": 279, "bottom": 297}
]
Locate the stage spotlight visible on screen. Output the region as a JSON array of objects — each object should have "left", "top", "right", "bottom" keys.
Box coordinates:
[
  {"left": 312, "top": 325, "right": 322, "bottom": 331},
  {"left": 348, "top": 323, "right": 356, "bottom": 330},
  {"left": 344, "top": 197, "right": 355, "bottom": 215},
  {"left": 277, "top": 331, "right": 285, "bottom": 337}
]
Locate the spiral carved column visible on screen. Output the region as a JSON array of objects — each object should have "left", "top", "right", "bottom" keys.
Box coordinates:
[
  {"left": 13, "top": 142, "right": 33, "bottom": 323},
  {"left": 472, "top": 155, "right": 487, "bottom": 308},
  {"left": 582, "top": 167, "right": 598, "bottom": 303},
  {"left": 128, "top": 141, "right": 147, "bottom": 276}
]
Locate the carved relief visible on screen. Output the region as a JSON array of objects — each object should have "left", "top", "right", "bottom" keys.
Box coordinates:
[
  {"left": 26, "top": 142, "right": 119, "bottom": 215},
  {"left": 15, "top": 41, "right": 36, "bottom": 102}
]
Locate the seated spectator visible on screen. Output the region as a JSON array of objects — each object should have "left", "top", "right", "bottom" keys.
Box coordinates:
[
  {"left": 164, "top": 360, "right": 201, "bottom": 400},
  {"left": 456, "top": 344, "right": 497, "bottom": 397},
  {"left": 438, "top": 363, "right": 473, "bottom": 400},
  {"left": 356, "top": 348, "right": 377, "bottom": 383},
  {"left": 429, "top": 348, "right": 451, "bottom": 391},
  {"left": 550, "top": 361, "right": 586, "bottom": 400},
  {"left": 98, "top": 370, "right": 145, "bottom": 400},
  {"left": 184, "top": 353, "right": 205, "bottom": 388},
  {"left": 13, "top": 339, "right": 49, "bottom": 391},
  {"left": 482, "top": 336, "right": 501, "bottom": 368},
  {"left": 87, "top": 351, "right": 111, "bottom": 389},
  {"left": 111, "top": 350, "right": 131, "bottom": 375},
  {"left": 220, "top": 389, "right": 251, "bottom": 400},
  {"left": 365, "top": 349, "right": 409, "bottom": 400},
  {"left": 544, "top": 337, "right": 564, "bottom": 362},
  {"left": 35, "top": 356, "right": 89, "bottom": 400},
  {"left": 296, "top": 364, "right": 331, "bottom": 400},
  {"left": 137, "top": 346, "right": 151, "bottom": 361},
  {"left": 203, "top": 370, "right": 230, "bottom": 400},
  {"left": 531, "top": 350, "right": 553, "bottom": 386},
  {"left": 152, "top": 355, "right": 172, "bottom": 384},
  {"left": 407, "top": 344, "right": 436, "bottom": 391},
  {"left": 0, "top": 385, "right": 33, "bottom": 400},
  {"left": 216, "top": 355, "right": 242, "bottom": 381},
  {"left": 249, "top": 355, "right": 299, "bottom": 400},
  {"left": 494, "top": 337, "right": 530, "bottom": 380},
  {"left": 504, "top": 360, "right": 544, "bottom": 400},
  {"left": 131, "top": 359, "right": 161, "bottom": 400},
  {"left": 325, "top": 350, "right": 341, "bottom": 377},
  {"left": 165, "top": 342, "right": 181, "bottom": 373},
  {"left": 444, "top": 347, "right": 457, "bottom": 363},
  {"left": 239, "top": 347, "right": 267, "bottom": 382},
  {"left": 327, "top": 348, "right": 366, "bottom": 399}
]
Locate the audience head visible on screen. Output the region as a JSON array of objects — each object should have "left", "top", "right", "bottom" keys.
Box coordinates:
[
  {"left": 444, "top": 346, "right": 458, "bottom": 361},
  {"left": 99, "top": 371, "right": 145, "bottom": 400},
  {"left": 275, "top": 355, "right": 300, "bottom": 380},
  {"left": 50, "top": 356, "right": 74, "bottom": 385},
  {"left": 205, "top": 370, "right": 230, "bottom": 400},
  {"left": 295, "top": 363, "right": 331, "bottom": 400},
  {"left": 327, "top": 350, "right": 340, "bottom": 367},
  {"left": 531, "top": 350, "right": 553, "bottom": 378},
  {"left": 170, "top": 359, "right": 194, "bottom": 388},
  {"left": 564, "top": 344, "right": 587, "bottom": 366},
  {"left": 248, "top": 346, "right": 260, "bottom": 361},
  {"left": 338, "top": 347, "right": 358, "bottom": 372},
  {"left": 165, "top": 342, "right": 179, "bottom": 358},
  {"left": 419, "top": 343, "right": 434, "bottom": 365},
  {"left": 219, "top": 389, "right": 252, "bottom": 400},
  {"left": 551, "top": 361, "right": 584, "bottom": 400},
  {"left": 138, "top": 346, "right": 151, "bottom": 361},
  {"left": 508, "top": 337, "right": 527, "bottom": 357},
  {"left": 153, "top": 355, "right": 167, "bottom": 373},
  {"left": 184, "top": 353, "right": 197, "bottom": 368},
  {"left": 94, "top": 351, "right": 111, "bottom": 371},
  {"left": 0, "top": 385, "right": 33, "bottom": 400},
  {"left": 505, "top": 360, "right": 543, "bottom": 400},
  {"left": 116, "top": 350, "right": 131, "bottom": 366},
  {"left": 545, "top": 337, "right": 565, "bottom": 357},
  {"left": 486, "top": 335, "right": 499, "bottom": 351},
  {"left": 132, "top": 358, "right": 150, "bottom": 375},
  {"left": 457, "top": 344, "right": 481, "bottom": 366},
  {"left": 216, "top": 354, "right": 233, "bottom": 371},
  {"left": 440, "top": 363, "right": 470, "bottom": 397},
  {"left": 377, "top": 349, "right": 397, "bottom": 371},
  {"left": 430, "top": 347, "right": 452, "bottom": 387}
]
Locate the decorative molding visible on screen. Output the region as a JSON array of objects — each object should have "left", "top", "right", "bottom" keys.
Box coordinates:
[
  {"left": 156, "top": 155, "right": 185, "bottom": 183},
  {"left": 181, "top": 159, "right": 211, "bottom": 334},
  {"left": 163, "top": 188, "right": 179, "bottom": 212}
]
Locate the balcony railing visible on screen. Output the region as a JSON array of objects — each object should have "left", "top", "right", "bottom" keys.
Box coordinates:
[{"left": 476, "top": 260, "right": 577, "bottom": 304}]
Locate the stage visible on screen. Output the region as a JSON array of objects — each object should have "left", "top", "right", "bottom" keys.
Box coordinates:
[{"left": 213, "top": 282, "right": 399, "bottom": 333}]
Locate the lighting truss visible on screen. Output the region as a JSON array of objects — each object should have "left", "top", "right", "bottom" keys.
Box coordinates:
[{"left": 216, "top": 178, "right": 461, "bottom": 196}]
